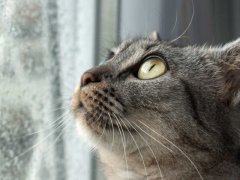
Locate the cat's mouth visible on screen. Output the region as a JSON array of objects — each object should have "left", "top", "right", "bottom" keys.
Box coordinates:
[
  {"left": 75, "top": 100, "right": 134, "bottom": 133},
  {"left": 71, "top": 84, "right": 133, "bottom": 134}
]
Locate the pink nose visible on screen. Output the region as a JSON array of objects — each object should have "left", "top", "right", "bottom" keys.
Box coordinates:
[
  {"left": 80, "top": 65, "right": 112, "bottom": 87},
  {"left": 80, "top": 72, "right": 97, "bottom": 87}
]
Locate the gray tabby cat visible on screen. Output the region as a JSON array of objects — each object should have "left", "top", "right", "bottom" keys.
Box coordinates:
[{"left": 71, "top": 32, "right": 240, "bottom": 180}]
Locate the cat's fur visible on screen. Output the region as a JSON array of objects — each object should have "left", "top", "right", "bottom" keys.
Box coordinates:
[{"left": 71, "top": 33, "right": 240, "bottom": 180}]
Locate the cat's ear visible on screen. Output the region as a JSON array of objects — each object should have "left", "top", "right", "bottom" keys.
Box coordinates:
[
  {"left": 220, "top": 38, "right": 240, "bottom": 106},
  {"left": 149, "top": 31, "right": 161, "bottom": 41}
]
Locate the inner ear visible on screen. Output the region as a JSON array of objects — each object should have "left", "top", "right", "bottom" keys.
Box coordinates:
[
  {"left": 148, "top": 31, "right": 161, "bottom": 41},
  {"left": 221, "top": 67, "right": 240, "bottom": 106},
  {"left": 220, "top": 38, "right": 240, "bottom": 106}
]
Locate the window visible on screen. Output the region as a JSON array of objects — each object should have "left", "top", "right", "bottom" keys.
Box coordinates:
[
  {"left": 1, "top": 0, "right": 239, "bottom": 180},
  {"left": 0, "top": 0, "right": 114, "bottom": 179}
]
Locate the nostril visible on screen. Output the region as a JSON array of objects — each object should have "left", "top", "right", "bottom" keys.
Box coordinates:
[{"left": 81, "top": 72, "right": 97, "bottom": 87}]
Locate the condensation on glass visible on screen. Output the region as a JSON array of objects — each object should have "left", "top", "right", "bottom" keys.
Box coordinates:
[
  {"left": 0, "top": 0, "right": 98, "bottom": 180},
  {"left": 6, "top": 0, "right": 239, "bottom": 180}
]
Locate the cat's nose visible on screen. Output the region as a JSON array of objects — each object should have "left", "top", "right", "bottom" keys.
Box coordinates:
[
  {"left": 81, "top": 72, "right": 99, "bottom": 87},
  {"left": 80, "top": 65, "right": 112, "bottom": 87}
]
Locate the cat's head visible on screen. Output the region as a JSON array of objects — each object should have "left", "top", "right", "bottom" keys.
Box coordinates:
[{"left": 71, "top": 32, "right": 240, "bottom": 156}]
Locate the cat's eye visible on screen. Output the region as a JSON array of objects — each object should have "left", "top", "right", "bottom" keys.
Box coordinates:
[
  {"left": 106, "top": 50, "right": 115, "bottom": 60},
  {"left": 137, "top": 57, "right": 167, "bottom": 80}
]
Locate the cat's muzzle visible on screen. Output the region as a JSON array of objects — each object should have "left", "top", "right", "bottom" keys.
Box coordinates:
[{"left": 71, "top": 81, "right": 125, "bottom": 132}]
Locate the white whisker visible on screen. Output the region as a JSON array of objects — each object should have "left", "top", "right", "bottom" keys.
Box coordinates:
[
  {"left": 169, "top": 10, "right": 178, "bottom": 35},
  {"left": 0, "top": 116, "right": 71, "bottom": 172},
  {"left": 51, "top": 119, "right": 72, "bottom": 145},
  {"left": 93, "top": 114, "right": 107, "bottom": 149},
  {"left": 48, "top": 106, "right": 69, "bottom": 114},
  {"left": 170, "top": 0, "right": 194, "bottom": 43},
  {"left": 123, "top": 117, "right": 164, "bottom": 180},
  {"left": 117, "top": 115, "right": 149, "bottom": 180},
  {"left": 108, "top": 113, "right": 115, "bottom": 151},
  {"left": 113, "top": 113, "right": 130, "bottom": 180},
  {"left": 138, "top": 120, "right": 203, "bottom": 180},
  {"left": 23, "top": 110, "right": 70, "bottom": 137},
  {"left": 131, "top": 121, "right": 173, "bottom": 153}
]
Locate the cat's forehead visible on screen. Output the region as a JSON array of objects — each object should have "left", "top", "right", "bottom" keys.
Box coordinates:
[
  {"left": 106, "top": 38, "right": 217, "bottom": 75},
  {"left": 112, "top": 38, "right": 164, "bottom": 54},
  {"left": 109, "top": 38, "right": 174, "bottom": 68}
]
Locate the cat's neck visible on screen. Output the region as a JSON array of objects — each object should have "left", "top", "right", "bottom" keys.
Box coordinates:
[
  {"left": 98, "top": 148, "right": 160, "bottom": 180},
  {"left": 98, "top": 148, "right": 197, "bottom": 180},
  {"left": 98, "top": 145, "right": 240, "bottom": 180}
]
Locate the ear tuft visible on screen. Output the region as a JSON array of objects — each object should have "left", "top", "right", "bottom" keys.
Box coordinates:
[
  {"left": 220, "top": 38, "right": 240, "bottom": 106},
  {"left": 148, "top": 31, "right": 161, "bottom": 41},
  {"left": 221, "top": 68, "right": 240, "bottom": 106}
]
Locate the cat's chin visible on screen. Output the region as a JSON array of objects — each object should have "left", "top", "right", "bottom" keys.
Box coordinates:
[
  {"left": 73, "top": 100, "right": 133, "bottom": 132},
  {"left": 75, "top": 109, "right": 133, "bottom": 134},
  {"left": 73, "top": 108, "right": 102, "bottom": 134},
  {"left": 73, "top": 108, "right": 138, "bottom": 151},
  {"left": 75, "top": 115, "right": 114, "bottom": 150}
]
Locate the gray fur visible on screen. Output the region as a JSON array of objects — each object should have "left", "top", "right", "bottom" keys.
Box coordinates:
[{"left": 71, "top": 35, "right": 240, "bottom": 180}]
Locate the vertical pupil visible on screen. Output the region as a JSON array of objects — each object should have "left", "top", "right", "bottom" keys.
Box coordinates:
[{"left": 149, "top": 64, "right": 156, "bottom": 71}]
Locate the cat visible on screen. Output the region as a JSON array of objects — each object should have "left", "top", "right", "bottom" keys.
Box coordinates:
[{"left": 71, "top": 32, "right": 240, "bottom": 180}]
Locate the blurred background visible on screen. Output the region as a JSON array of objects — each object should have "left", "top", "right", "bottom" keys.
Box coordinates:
[{"left": 0, "top": 0, "right": 239, "bottom": 180}]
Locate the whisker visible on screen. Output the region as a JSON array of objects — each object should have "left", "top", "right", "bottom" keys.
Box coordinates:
[
  {"left": 92, "top": 114, "right": 107, "bottom": 149},
  {"left": 116, "top": 115, "right": 149, "bottom": 180},
  {"left": 53, "top": 100, "right": 71, "bottom": 106},
  {"left": 51, "top": 118, "right": 72, "bottom": 146},
  {"left": 0, "top": 116, "right": 71, "bottom": 172},
  {"left": 170, "top": 0, "right": 194, "bottom": 43},
  {"left": 89, "top": 112, "right": 103, "bottom": 127},
  {"left": 169, "top": 9, "right": 178, "bottom": 36},
  {"left": 131, "top": 121, "right": 173, "bottom": 153},
  {"left": 108, "top": 112, "right": 115, "bottom": 151},
  {"left": 138, "top": 120, "right": 203, "bottom": 180},
  {"left": 23, "top": 110, "right": 70, "bottom": 137},
  {"left": 113, "top": 113, "right": 130, "bottom": 180},
  {"left": 48, "top": 106, "right": 69, "bottom": 114},
  {"left": 123, "top": 117, "right": 164, "bottom": 180}
]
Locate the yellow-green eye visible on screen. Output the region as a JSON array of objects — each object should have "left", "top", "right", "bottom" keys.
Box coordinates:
[{"left": 137, "top": 57, "right": 167, "bottom": 80}]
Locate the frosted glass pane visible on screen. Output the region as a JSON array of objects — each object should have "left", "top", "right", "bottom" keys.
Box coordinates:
[{"left": 0, "top": 0, "right": 96, "bottom": 179}]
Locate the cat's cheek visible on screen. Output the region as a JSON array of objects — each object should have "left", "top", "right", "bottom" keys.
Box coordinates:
[
  {"left": 75, "top": 117, "right": 98, "bottom": 146},
  {"left": 75, "top": 117, "right": 107, "bottom": 149}
]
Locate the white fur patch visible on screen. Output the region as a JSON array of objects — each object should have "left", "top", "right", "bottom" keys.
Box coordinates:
[{"left": 232, "top": 90, "right": 240, "bottom": 106}]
